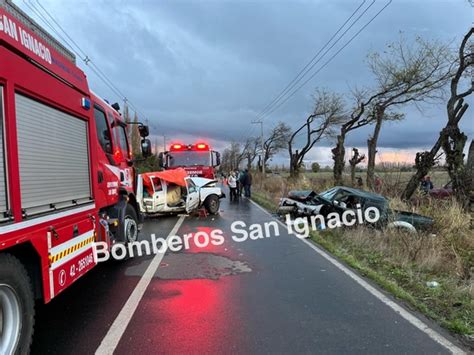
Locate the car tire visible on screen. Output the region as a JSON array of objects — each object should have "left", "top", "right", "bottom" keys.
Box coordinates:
[
  {"left": 124, "top": 204, "right": 139, "bottom": 243},
  {"left": 204, "top": 195, "right": 220, "bottom": 215},
  {"left": 0, "top": 253, "right": 35, "bottom": 355},
  {"left": 387, "top": 221, "right": 417, "bottom": 234}
]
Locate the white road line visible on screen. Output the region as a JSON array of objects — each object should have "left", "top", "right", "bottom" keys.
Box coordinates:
[
  {"left": 248, "top": 198, "right": 465, "bottom": 355},
  {"left": 95, "top": 216, "right": 186, "bottom": 355}
]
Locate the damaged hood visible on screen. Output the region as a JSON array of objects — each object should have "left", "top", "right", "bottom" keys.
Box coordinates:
[{"left": 190, "top": 177, "right": 218, "bottom": 188}]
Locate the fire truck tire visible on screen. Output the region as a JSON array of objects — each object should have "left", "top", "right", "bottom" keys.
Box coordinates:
[
  {"left": 0, "top": 254, "right": 35, "bottom": 355},
  {"left": 204, "top": 195, "right": 220, "bottom": 215},
  {"left": 124, "top": 204, "right": 139, "bottom": 243}
]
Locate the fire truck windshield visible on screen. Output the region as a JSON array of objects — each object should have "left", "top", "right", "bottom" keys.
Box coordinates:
[{"left": 168, "top": 151, "right": 210, "bottom": 167}]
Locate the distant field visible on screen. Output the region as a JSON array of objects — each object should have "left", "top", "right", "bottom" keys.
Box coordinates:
[{"left": 275, "top": 170, "right": 450, "bottom": 189}]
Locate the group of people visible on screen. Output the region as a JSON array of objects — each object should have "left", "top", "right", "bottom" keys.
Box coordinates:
[{"left": 226, "top": 169, "right": 253, "bottom": 201}]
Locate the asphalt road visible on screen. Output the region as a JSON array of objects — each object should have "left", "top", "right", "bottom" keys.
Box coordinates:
[{"left": 31, "top": 196, "right": 465, "bottom": 354}]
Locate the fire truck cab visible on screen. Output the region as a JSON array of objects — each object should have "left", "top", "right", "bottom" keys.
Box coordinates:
[
  {"left": 91, "top": 93, "right": 151, "bottom": 245},
  {"left": 158, "top": 142, "right": 220, "bottom": 179},
  {"left": 0, "top": 1, "right": 151, "bottom": 352}
]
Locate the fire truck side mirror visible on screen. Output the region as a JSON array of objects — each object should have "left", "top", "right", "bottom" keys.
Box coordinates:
[
  {"left": 111, "top": 102, "right": 120, "bottom": 111},
  {"left": 214, "top": 152, "right": 221, "bottom": 167},
  {"left": 141, "top": 138, "right": 152, "bottom": 158},
  {"left": 158, "top": 152, "right": 165, "bottom": 168},
  {"left": 138, "top": 125, "right": 149, "bottom": 138}
]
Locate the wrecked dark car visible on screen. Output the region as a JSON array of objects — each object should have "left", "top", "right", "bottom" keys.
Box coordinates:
[{"left": 278, "top": 186, "right": 434, "bottom": 232}]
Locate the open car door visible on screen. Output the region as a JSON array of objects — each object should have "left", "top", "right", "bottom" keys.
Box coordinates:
[
  {"left": 136, "top": 174, "right": 144, "bottom": 212},
  {"left": 185, "top": 177, "right": 200, "bottom": 213}
]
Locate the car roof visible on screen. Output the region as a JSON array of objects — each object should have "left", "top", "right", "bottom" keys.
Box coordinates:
[{"left": 332, "top": 186, "right": 388, "bottom": 202}]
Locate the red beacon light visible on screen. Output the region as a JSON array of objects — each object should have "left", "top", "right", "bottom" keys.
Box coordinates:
[
  {"left": 171, "top": 144, "right": 183, "bottom": 151},
  {"left": 113, "top": 148, "right": 124, "bottom": 163},
  {"left": 196, "top": 143, "right": 209, "bottom": 150}
]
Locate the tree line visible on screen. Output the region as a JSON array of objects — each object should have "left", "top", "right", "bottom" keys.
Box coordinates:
[{"left": 220, "top": 29, "right": 473, "bottom": 208}]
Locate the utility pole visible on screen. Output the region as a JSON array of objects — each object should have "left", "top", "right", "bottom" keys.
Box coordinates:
[
  {"left": 251, "top": 119, "right": 265, "bottom": 178},
  {"left": 163, "top": 135, "right": 167, "bottom": 152}
]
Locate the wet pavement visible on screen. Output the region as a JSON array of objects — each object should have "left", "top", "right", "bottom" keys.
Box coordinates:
[{"left": 31, "top": 197, "right": 463, "bottom": 354}]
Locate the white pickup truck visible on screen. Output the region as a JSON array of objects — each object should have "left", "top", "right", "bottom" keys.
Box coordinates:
[{"left": 136, "top": 169, "right": 225, "bottom": 215}]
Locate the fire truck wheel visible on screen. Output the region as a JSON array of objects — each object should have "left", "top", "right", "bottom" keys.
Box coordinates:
[
  {"left": 204, "top": 195, "right": 220, "bottom": 215},
  {"left": 0, "top": 254, "right": 35, "bottom": 355},
  {"left": 124, "top": 204, "right": 139, "bottom": 243}
]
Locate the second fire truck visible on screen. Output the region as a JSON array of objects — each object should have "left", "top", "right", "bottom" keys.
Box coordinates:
[{"left": 158, "top": 142, "right": 220, "bottom": 179}]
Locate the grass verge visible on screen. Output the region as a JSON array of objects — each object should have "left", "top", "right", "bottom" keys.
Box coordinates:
[{"left": 251, "top": 190, "right": 473, "bottom": 348}]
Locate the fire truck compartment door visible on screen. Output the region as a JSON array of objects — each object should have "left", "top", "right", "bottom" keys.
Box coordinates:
[
  {"left": 0, "top": 87, "right": 6, "bottom": 219},
  {"left": 15, "top": 93, "right": 91, "bottom": 215},
  {"left": 185, "top": 177, "right": 200, "bottom": 213}
]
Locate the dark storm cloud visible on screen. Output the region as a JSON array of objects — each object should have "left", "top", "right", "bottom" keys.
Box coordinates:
[{"left": 17, "top": 0, "right": 473, "bottom": 162}]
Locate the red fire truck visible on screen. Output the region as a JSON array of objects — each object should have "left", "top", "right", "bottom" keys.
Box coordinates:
[
  {"left": 158, "top": 142, "right": 221, "bottom": 179},
  {"left": 0, "top": 1, "right": 151, "bottom": 352}
]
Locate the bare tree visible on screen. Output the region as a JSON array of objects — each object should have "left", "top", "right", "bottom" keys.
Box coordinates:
[
  {"left": 332, "top": 91, "right": 375, "bottom": 185},
  {"left": 402, "top": 29, "right": 473, "bottom": 203},
  {"left": 263, "top": 122, "right": 291, "bottom": 167},
  {"left": 131, "top": 112, "right": 141, "bottom": 156},
  {"left": 244, "top": 137, "right": 260, "bottom": 170},
  {"left": 441, "top": 29, "right": 473, "bottom": 207},
  {"left": 289, "top": 89, "right": 345, "bottom": 177},
  {"left": 349, "top": 148, "right": 365, "bottom": 186},
  {"left": 364, "top": 36, "right": 453, "bottom": 189},
  {"left": 221, "top": 141, "right": 246, "bottom": 172}
]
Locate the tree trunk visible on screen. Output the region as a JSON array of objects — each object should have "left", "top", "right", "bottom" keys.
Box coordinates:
[
  {"left": 366, "top": 109, "right": 384, "bottom": 190},
  {"left": 401, "top": 133, "right": 443, "bottom": 201},
  {"left": 332, "top": 133, "right": 346, "bottom": 185},
  {"left": 349, "top": 148, "right": 364, "bottom": 187},
  {"left": 290, "top": 151, "right": 300, "bottom": 178},
  {"left": 350, "top": 165, "right": 356, "bottom": 186},
  {"left": 467, "top": 140, "right": 474, "bottom": 194},
  {"left": 442, "top": 126, "right": 469, "bottom": 208},
  {"left": 246, "top": 155, "right": 252, "bottom": 171}
]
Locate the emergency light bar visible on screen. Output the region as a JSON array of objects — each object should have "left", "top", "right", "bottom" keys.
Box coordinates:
[{"left": 169, "top": 143, "right": 210, "bottom": 151}]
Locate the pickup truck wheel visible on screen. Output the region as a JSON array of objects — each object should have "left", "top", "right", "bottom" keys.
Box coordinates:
[
  {"left": 124, "top": 204, "right": 139, "bottom": 243},
  {"left": 0, "top": 254, "right": 35, "bottom": 355},
  {"left": 204, "top": 195, "right": 220, "bottom": 215}
]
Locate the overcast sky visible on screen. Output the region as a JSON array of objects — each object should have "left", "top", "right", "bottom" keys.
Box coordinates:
[{"left": 16, "top": 0, "right": 474, "bottom": 166}]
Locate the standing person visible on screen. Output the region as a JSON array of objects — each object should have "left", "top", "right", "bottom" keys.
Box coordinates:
[
  {"left": 235, "top": 170, "right": 241, "bottom": 197},
  {"left": 228, "top": 172, "right": 237, "bottom": 202},
  {"left": 420, "top": 175, "right": 434, "bottom": 193},
  {"left": 239, "top": 169, "right": 247, "bottom": 197},
  {"left": 244, "top": 169, "right": 252, "bottom": 197}
]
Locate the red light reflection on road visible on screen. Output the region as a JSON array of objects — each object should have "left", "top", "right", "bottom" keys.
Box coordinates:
[{"left": 117, "top": 278, "right": 244, "bottom": 353}]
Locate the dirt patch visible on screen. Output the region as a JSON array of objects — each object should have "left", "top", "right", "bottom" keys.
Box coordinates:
[{"left": 126, "top": 252, "right": 252, "bottom": 280}]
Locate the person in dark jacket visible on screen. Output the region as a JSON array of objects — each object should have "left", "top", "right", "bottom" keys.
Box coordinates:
[
  {"left": 420, "top": 176, "right": 434, "bottom": 193},
  {"left": 243, "top": 169, "right": 252, "bottom": 197}
]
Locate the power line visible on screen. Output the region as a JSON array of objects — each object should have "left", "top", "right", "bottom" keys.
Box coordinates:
[
  {"left": 255, "top": 0, "right": 371, "bottom": 121},
  {"left": 237, "top": 0, "right": 386, "bottom": 149},
  {"left": 22, "top": 0, "right": 150, "bottom": 124},
  {"left": 259, "top": 0, "right": 392, "bottom": 121}
]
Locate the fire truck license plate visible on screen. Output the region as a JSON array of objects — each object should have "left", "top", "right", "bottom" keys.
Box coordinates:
[{"left": 51, "top": 248, "right": 97, "bottom": 297}]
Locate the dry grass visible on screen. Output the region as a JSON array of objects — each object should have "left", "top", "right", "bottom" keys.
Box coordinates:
[{"left": 253, "top": 171, "right": 474, "bottom": 338}]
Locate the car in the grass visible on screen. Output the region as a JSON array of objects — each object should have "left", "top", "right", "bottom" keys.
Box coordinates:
[
  {"left": 137, "top": 168, "right": 225, "bottom": 215},
  {"left": 278, "top": 186, "right": 434, "bottom": 232},
  {"left": 429, "top": 181, "right": 453, "bottom": 199}
]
